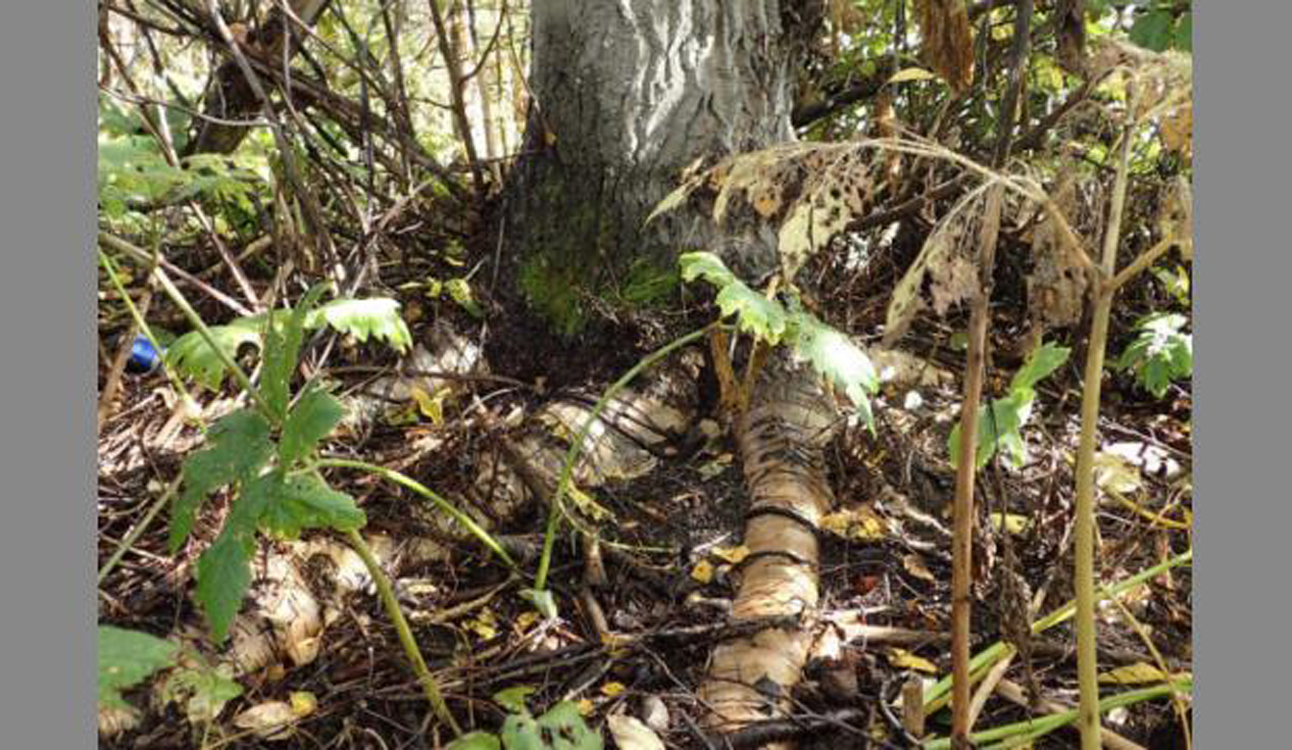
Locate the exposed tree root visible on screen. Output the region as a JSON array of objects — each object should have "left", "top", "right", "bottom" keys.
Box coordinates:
[{"left": 700, "top": 351, "right": 841, "bottom": 744}]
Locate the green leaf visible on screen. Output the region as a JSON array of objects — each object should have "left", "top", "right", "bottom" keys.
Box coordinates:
[
  {"left": 680, "top": 253, "right": 789, "bottom": 341},
  {"left": 447, "top": 733, "right": 503, "bottom": 750},
  {"left": 261, "top": 474, "right": 366, "bottom": 539},
  {"left": 520, "top": 588, "right": 559, "bottom": 620},
  {"left": 1010, "top": 342, "right": 1071, "bottom": 392},
  {"left": 1174, "top": 13, "right": 1192, "bottom": 52},
  {"left": 679, "top": 251, "right": 738, "bottom": 288},
  {"left": 196, "top": 527, "right": 255, "bottom": 643},
  {"left": 98, "top": 626, "right": 178, "bottom": 709},
  {"left": 1129, "top": 8, "right": 1174, "bottom": 51},
  {"left": 168, "top": 295, "right": 409, "bottom": 392},
  {"left": 262, "top": 284, "right": 329, "bottom": 421},
  {"left": 501, "top": 712, "right": 544, "bottom": 750},
  {"left": 166, "top": 317, "right": 265, "bottom": 391},
  {"left": 279, "top": 388, "right": 345, "bottom": 466},
  {"left": 193, "top": 472, "right": 272, "bottom": 643},
  {"left": 493, "top": 686, "right": 537, "bottom": 714},
  {"left": 949, "top": 390, "right": 1032, "bottom": 470},
  {"left": 949, "top": 341, "right": 1072, "bottom": 469},
  {"left": 160, "top": 663, "right": 244, "bottom": 724},
  {"left": 307, "top": 298, "right": 412, "bottom": 353},
  {"left": 447, "top": 278, "right": 486, "bottom": 318},
  {"left": 171, "top": 409, "right": 274, "bottom": 553},
  {"left": 227, "top": 471, "right": 276, "bottom": 535},
  {"left": 502, "top": 701, "right": 601, "bottom": 750},
  {"left": 788, "top": 310, "right": 879, "bottom": 430},
  {"left": 1116, "top": 313, "right": 1192, "bottom": 399},
  {"left": 713, "top": 282, "right": 789, "bottom": 344}
]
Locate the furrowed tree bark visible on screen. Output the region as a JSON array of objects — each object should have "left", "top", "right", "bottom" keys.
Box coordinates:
[
  {"left": 699, "top": 352, "right": 838, "bottom": 741},
  {"left": 186, "top": 0, "right": 329, "bottom": 156},
  {"left": 504, "top": 0, "right": 819, "bottom": 333}
]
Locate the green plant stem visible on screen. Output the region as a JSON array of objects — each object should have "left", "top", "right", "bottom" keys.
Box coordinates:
[
  {"left": 923, "top": 677, "right": 1191, "bottom": 750},
  {"left": 98, "top": 248, "right": 195, "bottom": 407},
  {"left": 98, "top": 475, "right": 184, "bottom": 585},
  {"left": 924, "top": 549, "right": 1191, "bottom": 711},
  {"left": 99, "top": 231, "right": 273, "bottom": 421},
  {"left": 1073, "top": 87, "right": 1139, "bottom": 750},
  {"left": 315, "top": 458, "right": 516, "bottom": 568},
  {"left": 342, "top": 528, "right": 461, "bottom": 736},
  {"left": 533, "top": 324, "right": 713, "bottom": 592}
]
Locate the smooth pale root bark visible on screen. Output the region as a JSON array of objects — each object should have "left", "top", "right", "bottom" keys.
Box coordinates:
[
  {"left": 700, "top": 353, "right": 837, "bottom": 738},
  {"left": 505, "top": 0, "right": 810, "bottom": 329},
  {"left": 187, "top": 0, "right": 329, "bottom": 155}
]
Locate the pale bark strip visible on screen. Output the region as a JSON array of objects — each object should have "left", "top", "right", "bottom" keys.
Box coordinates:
[{"left": 700, "top": 353, "right": 838, "bottom": 741}]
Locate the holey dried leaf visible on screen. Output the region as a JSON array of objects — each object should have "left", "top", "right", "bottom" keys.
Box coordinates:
[
  {"left": 1025, "top": 170, "right": 1096, "bottom": 338},
  {"left": 915, "top": 0, "right": 975, "bottom": 93},
  {"left": 884, "top": 188, "right": 989, "bottom": 346},
  {"left": 650, "top": 143, "right": 876, "bottom": 283},
  {"left": 1088, "top": 38, "right": 1192, "bottom": 124}
]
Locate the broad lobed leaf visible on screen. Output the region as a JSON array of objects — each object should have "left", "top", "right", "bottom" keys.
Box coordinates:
[
  {"left": 98, "top": 626, "right": 178, "bottom": 709},
  {"left": 195, "top": 528, "right": 255, "bottom": 644},
  {"left": 261, "top": 474, "right": 366, "bottom": 540},
  {"left": 279, "top": 388, "right": 346, "bottom": 466},
  {"left": 170, "top": 409, "right": 274, "bottom": 553}
]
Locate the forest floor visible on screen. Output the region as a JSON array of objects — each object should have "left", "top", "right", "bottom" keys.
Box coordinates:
[{"left": 98, "top": 211, "right": 1193, "bottom": 749}]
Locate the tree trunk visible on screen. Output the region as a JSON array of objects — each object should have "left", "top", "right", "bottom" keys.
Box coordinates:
[{"left": 504, "top": 0, "right": 817, "bottom": 333}]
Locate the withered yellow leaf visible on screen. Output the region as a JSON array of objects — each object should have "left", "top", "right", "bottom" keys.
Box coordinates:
[
  {"left": 888, "top": 67, "right": 938, "bottom": 84},
  {"left": 711, "top": 545, "right": 750, "bottom": 565},
  {"left": 1098, "top": 662, "right": 1171, "bottom": 685},
  {"left": 600, "top": 681, "right": 627, "bottom": 697},
  {"left": 888, "top": 648, "right": 938, "bottom": 673}
]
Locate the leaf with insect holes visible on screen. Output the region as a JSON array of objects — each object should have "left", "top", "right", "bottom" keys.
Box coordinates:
[
  {"left": 170, "top": 409, "right": 274, "bottom": 553},
  {"left": 262, "top": 284, "right": 329, "bottom": 420},
  {"left": 787, "top": 308, "right": 879, "bottom": 430},
  {"left": 196, "top": 525, "right": 255, "bottom": 644},
  {"left": 502, "top": 701, "right": 602, "bottom": 750},
  {"left": 98, "top": 626, "right": 178, "bottom": 710},
  {"left": 278, "top": 388, "right": 345, "bottom": 466},
  {"left": 260, "top": 474, "right": 366, "bottom": 540}
]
